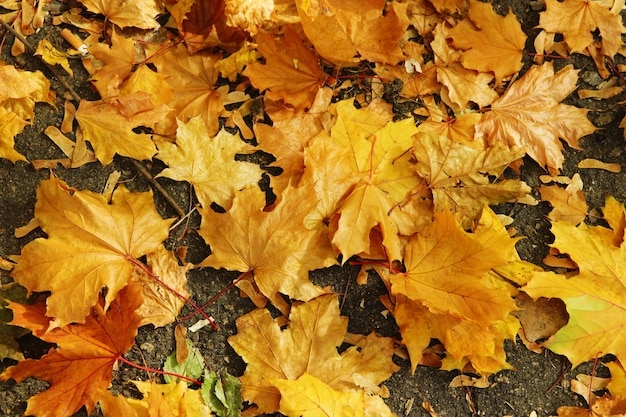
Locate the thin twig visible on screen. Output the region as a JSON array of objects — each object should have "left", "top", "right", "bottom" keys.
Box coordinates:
[{"left": 0, "top": 18, "right": 186, "bottom": 218}]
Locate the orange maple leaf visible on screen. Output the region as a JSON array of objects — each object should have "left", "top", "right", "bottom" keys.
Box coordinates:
[
  {"left": 474, "top": 62, "right": 597, "bottom": 174},
  {"left": 78, "top": 0, "right": 162, "bottom": 29},
  {"left": 447, "top": 0, "right": 526, "bottom": 84},
  {"left": 524, "top": 197, "right": 626, "bottom": 368},
  {"left": 75, "top": 92, "right": 169, "bottom": 165},
  {"left": 244, "top": 26, "right": 327, "bottom": 112},
  {"left": 228, "top": 294, "right": 398, "bottom": 414},
  {"left": 0, "top": 283, "right": 142, "bottom": 417},
  {"left": 149, "top": 43, "right": 224, "bottom": 137},
  {"left": 11, "top": 177, "right": 173, "bottom": 327},
  {"left": 539, "top": 0, "right": 626, "bottom": 57},
  {"left": 295, "top": 0, "right": 409, "bottom": 65},
  {"left": 198, "top": 185, "right": 337, "bottom": 311},
  {"left": 86, "top": 31, "right": 137, "bottom": 98}
]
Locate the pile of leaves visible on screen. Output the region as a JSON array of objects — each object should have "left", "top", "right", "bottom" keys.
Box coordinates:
[{"left": 1, "top": 0, "right": 626, "bottom": 416}]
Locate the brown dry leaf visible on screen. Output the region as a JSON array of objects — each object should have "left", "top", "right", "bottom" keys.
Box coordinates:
[
  {"left": 10, "top": 177, "right": 173, "bottom": 327},
  {"left": 513, "top": 291, "right": 569, "bottom": 350},
  {"left": 150, "top": 43, "right": 224, "bottom": 137},
  {"left": 413, "top": 133, "right": 531, "bottom": 229},
  {"left": 156, "top": 117, "right": 263, "bottom": 210},
  {"left": 474, "top": 62, "right": 597, "bottom": 174},
  {"left": 448, "top": 0, "right": 526, "bottom": 84},
  {"left": 228, "top": 294, "right": 398, "bottom": 414},
  {"left": 295, "top": 0, "right": 409, "bottom": 65},
  {"left": 75, "top": 92, "right": 168, "bottom": 165},
  {"left": 132, "top": 246, "right": 191, "bottom": 328},
  {"left": 77, "top": 0, "right": 162, "bottom": 29},
  {"left": 244, "top": 26, "right": 327, "bottom": 112},
  {"left": 539, "top": 0, "right": 626, "bottom": 57},
  {"left": 198, "top": 185, "right": 337, "bottom": 310}
]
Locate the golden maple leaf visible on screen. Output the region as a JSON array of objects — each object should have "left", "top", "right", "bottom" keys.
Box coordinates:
[
  {"left": 77, "top": 0, "right": 162, "bottom": 29},
  {"left": 149, "top": 43, "right": 224, "bottom": 137},
  {"left": 156, "top": 117, "right": 263, "bottom": 210},
  {"left": 295, "top": 0, "right": 409, "bottom": 65},
  {"left": 0, "top": 283, "right": 142, "bottom": 417},
  {"left": 447, "top": 0, "right": 526, "bottom": 84},
  {"left": 11, "top": 177, "right": 173, "bottom": 327},
  {"left": 413, "top": 133, "right": 531, "bottom": 228},
  {"left": 228, "top": 294, "right": 398, "bottom": 414},
  {"left": 538, "top": 174, "right": 588, "bottom": 225},
  {"left": 75, "top": 92, "right": 168, "bottom": 165},
  {"left": 524, "top": 197, "right": 626, "bottom": 368},
  {"left": 0, "top": 107, "right": 29, "bottom": 163},
  {"left": 131, "top": 246, "right": 191, "bottom": 328},
  {"left": 198, "top": 185, "right": 337, "bottom": 310},
  {"left": 539, "top": 0, "right": 626, "bottom": 57},
  {"left": 87, "top": 30, "right": 137, "bottom": 98},
  {"left": 383, "top": 207, "right": 521, "bottom": 374},
  {"left": 224, "top": 0, "right": 274, "bottom": 35},
  {"left": 431, "top": 24, "right": 498, "bottom": 111},
  {"left": 474, "top": 62, "right": 597, "bottom": 174},
  {"left": 244, "top": 26, "right": 327, "bottom": 112}
]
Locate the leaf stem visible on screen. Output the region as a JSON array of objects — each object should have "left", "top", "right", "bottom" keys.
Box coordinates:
[{"left": 117, "top": 356, "right": 202, "bottom": 386}]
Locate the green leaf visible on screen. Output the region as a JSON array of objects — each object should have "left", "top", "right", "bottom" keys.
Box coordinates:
[
  {"left": 163, "top": 338, "right": 205, "bottom": 384},
  {"left": 201, "top": 371, "right": 242, "bottom": 417}
]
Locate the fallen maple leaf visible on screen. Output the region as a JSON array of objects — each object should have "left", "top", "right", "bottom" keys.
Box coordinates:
[
  {"left": 132, "top": 246, "right": 191, "bottom": 328},
  {"left": 198, "top": 185, "right": 337, "bottom": 310},
  {"left": 524, "top": 198, "right": 626, "bottom": 368},
  {"left": 0, "top": 283, "right": 143, "bottom": 417},
  {"left": 271, "top": 372, "right": 365, "bottom": 417},
  {"left": 244, "top": 26, "right": 327, "bottom": 112},
  {"left": 75, "top": 92, "right": 169, "bottom": 165},
  {"left": 228, "top": 294, "right": 398, "bottom": 414},
  {"left": 0, "top": 107, "right": 29, "bottom": 162},
  {"left": 100, "top": 379, "right": 210, "bottom": 417},
  {"left": 11, "top": 177, "right": 173, "bottom": 327},
  {"left": 538, "top": 173, "right": 588, "bottom": 225},
  {"left": 224, "top": 0, "right": 273, "bottom": 35},
  {"left": 413, "top": 133, "right": 531, "bottom": 228},
  {"left": 77, "top": 0, "right": 162, "bottom": 29},
  {"left": 86, "top": 30, "right": 137, "bottom": 98},
  {"left": 295, "top": 0, "right": 409, "bottom": 65},
  {"left": 474, "top": 62, "right": 597, "bottom": 174},
  {"left": 539, "top": 0, "right": 626, "bottom": 57},
  {"left": 156, "top": 117, "right": 263, "bottom": 210},
  {"left": 447, "top": 0, "right": 526, "bottom": 84},
  {"left": 149, "top": 43, "right": 224, "bottom": 137}
]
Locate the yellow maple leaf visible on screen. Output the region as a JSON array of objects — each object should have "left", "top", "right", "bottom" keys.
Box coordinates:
[
  {"left": 474, "top": 62, "right": 597, "bottom": 174},
  {"left": 100, "top": 380, "right": 210, "bottom": 417},
  {"left": 538, "top": 174, "right": 588, "bottom": 225},
  {"left": 224, "top": 0, "right": 274, "bottom": 35},
  {"left": 413, "top": 133, "right": 531, "bottom": 228},
  {"left": 35, "top": 39, "right": 74, "bottom": 76},
  {"left": 0, "top": 107, "right": 29, "bottom": 162},
  {"left": 228, "top": 294, "right": 398, "bottom": 414},
  {"left": 244, "top": 26, "right": 327, "bottom": 112},
  {"left": 295, "top": 0, "right": 409, "bottom": 65},
  {"left": 539, "top": 0, "right": 626, "bottom": 57},
  {"left": 198, "top": 185, "right": 337, "bottom": 309},
  {"left": 78, "top": 0, "right": 162, "bottom": 29},
  {"left": 75, "top": 92, "right": 169, "bottom": 165},
  {"left": 524, "top": 209, "right": 626, "bottom": 368},
  {"left": 11, "top": 177, "right": 173, "bottom": 327},
  {"left": 447, "top": 0, "right": 526, "bottom": 84},
  {"left": 271, "top": 373, "right": 365, "bottom": 417},
  {"left": 156, "top": 117, "right": 263, "bottom": 210}
]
